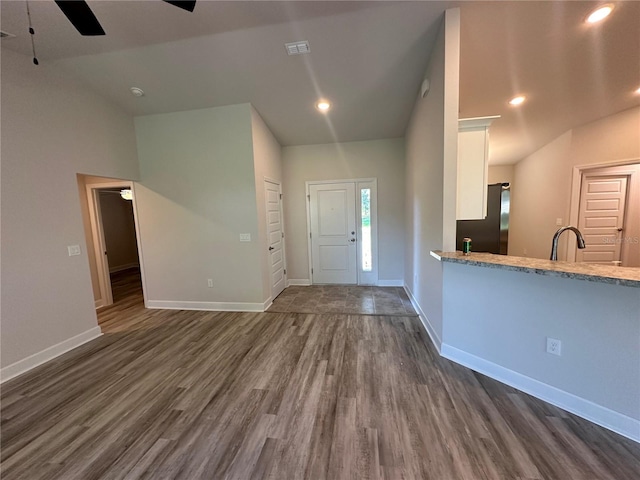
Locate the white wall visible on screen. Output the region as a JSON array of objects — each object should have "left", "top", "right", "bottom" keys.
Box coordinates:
[
  {"left": 282, "top": 138, "right": 405, "bottom": 283},
  {"left": 99, "top": 192, "right": 139, "bottom": 272},
  {"left": 134, "top": 104, "right": 265, "bottom": 308},
  {"left": 1, "top": 50, "right": 140, "bottom": 373},
  {"left": 442, "top": 262, "right": 640, "bottom": 440},
  {"left": 510, "top": 106, "right": 640, "bottom": 262},
  {"left": 404, "top": 9, "right": 460, "bottom": 346},
  {"left": 250, "top": 106, "right": 283, "bottom": 302}
]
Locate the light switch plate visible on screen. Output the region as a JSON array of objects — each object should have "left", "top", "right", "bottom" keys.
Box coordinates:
[
  {"left": 68, "top": 245, "right": 81, "bottom": 256},
  {"left": 239, "top": 233, "right": 251, "bottom": 242},
  {"left": 556, "top": 218, "right": 563, "bottom": 226}
]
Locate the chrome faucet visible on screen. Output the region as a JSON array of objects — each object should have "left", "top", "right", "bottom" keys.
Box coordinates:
[{"left": 550, "top": 226, "right": 586, "bottom": 261}]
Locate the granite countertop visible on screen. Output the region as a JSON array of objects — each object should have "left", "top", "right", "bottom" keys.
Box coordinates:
[{"left": 430, "top": 251, "right": 640, "bottom": 288}]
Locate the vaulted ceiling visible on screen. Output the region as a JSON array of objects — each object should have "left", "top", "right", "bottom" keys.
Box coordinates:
[{"left": 2, "top": 1, "right": 638, "bottom": 164}]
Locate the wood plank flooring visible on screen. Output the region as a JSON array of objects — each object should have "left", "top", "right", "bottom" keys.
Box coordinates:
[
  {"left": 267, "top": 286, "right": 418, "bottom": 316},
  {"left": 2, "top": 280, "right": 640, "bottom": 479}
]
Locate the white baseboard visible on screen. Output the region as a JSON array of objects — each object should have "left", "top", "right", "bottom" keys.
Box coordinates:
[
  {"left": 403, "top": 285, "right": 441, "bottom": 354},
  {"left": 95, "top": 299, "right": 105, "bottom": 309},
  {"left": 262, "top": 297, "right": 272, "bottom": 311},
  {"left": 377, "top": 280, "right": 404, "bottom": 287},
  {"left": 287, "top": 279, "right": 311, "bottom": 286},
  {"left": 1, "top": 326, "right": 103, "bottom": 384},
  {"left": 441, "top": 344, "right": 640, "bottom": 443},
  {"left": 147, "top": 300, "right": 267, "bottom": 313},
  {"left": 109, "top": 262, "right": 139, "bottom": 274}
]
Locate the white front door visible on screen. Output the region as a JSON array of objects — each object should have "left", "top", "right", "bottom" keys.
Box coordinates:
[
  {"left": 309, "top": 183, "right": 357, "bottom": 284},
  {"left": 265, "top": 181, "right": 285, "bottom": 299},
  {"left": 577, "top": 174, "right": 628, "bottom": 265}
]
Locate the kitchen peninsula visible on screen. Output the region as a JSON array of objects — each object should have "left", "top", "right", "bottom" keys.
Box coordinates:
[{"left": 429, "top": 250, "right": 640, "bottom": 442}]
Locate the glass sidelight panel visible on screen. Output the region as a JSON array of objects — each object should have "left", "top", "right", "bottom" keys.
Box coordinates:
[{"left": 361, "top": 188, "right": 372, "bottom": 272}]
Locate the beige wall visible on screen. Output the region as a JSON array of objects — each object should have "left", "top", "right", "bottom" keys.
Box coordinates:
[
  {"left": 404, "top": 9, "right": 460, "bottom": 344},
  {"left": 510, "top": 132, "right": 573, "bottom": 259},
  {"left": 488, "top": 165, "right": 514, "bottom": 185},
  {"left": 510, "top": 106, "right": 640, "bottom": 263},
  {"left": 134, "top": 104, "right": 265, "bottom": 306},
  {"left": 282, "top": 138, "right": 406, "bottom": 282},
  {"left": 250, "top": 106, "right": 283, "bottom": 302},
  {"left": 1, "top": 50, "right": 140, "bottom": 370},
  {"left": 99, "top": 192, "right": 139, "bottom": 272}
]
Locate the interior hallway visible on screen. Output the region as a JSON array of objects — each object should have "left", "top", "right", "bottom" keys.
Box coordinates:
[{"left": 2, "top": 286, "right": 639, "bottom": 478}]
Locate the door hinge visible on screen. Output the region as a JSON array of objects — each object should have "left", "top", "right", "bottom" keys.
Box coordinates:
[
  {"left": 307, "top": 194, "right": 310, "bottom": 201},
  {"left": 284, "top": 269, "right": 287, "bottom": 275},
  {"left": 310, "top": 232, "right": 312, "bottom": 238},
  {"left": 281, "top": 232, "right": 284, "bottom": 238},
  {"left": 311, "top": 268, "right": 314, "bottom": 274},
  {"left": 279, "top": 193, "right": 282, "bottom": 199}
]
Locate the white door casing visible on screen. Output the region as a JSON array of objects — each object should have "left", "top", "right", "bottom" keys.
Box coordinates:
[
  {"left": 309, "top": 182, "right": 357, "bottom": 284},
  {"left": 265, "top": 180, "right": 286, "bottom": 299},
  {"left": 576, "top": 174, "right": 628, "bottom": 265}
]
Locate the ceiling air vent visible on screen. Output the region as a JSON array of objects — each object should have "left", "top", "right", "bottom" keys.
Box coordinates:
[
  {"left": 0, "top": 31, "right": 16, "bottom": 39},
  {"left": 285, "top": 41, "right": 310, "bottom": 56}
]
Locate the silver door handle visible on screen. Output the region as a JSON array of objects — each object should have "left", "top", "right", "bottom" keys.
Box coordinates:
[
  {"left": 617, "top": 228, "right": 623, "bottom": 232},
  {"left": 268, "top": 246, "right": 274, "bottom": 251},
  {"left": 349, "top": 238, "right": 356, "bottom": 242}
]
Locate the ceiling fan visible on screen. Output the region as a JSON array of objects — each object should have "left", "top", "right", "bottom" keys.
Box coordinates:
[{"left": 54, "top": 0, "right": 196, "bottom": 36}]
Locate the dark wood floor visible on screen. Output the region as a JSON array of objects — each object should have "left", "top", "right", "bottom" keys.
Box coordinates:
[{"left": 2, "top": 275, "right": 639, "bottom": 479}]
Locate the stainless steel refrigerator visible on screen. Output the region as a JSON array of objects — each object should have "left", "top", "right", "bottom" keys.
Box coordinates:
[{"left": 456, "top": 183, "right": 510, "bottom": 255}]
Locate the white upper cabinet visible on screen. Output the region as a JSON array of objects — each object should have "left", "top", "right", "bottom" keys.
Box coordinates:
[{"left": 457, "top": 116, "right": 500, "bottom": 220}]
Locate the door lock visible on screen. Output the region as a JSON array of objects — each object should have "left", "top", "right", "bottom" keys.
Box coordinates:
[{"left": 350, "top": 238, "right": 356, "bottom": 243}]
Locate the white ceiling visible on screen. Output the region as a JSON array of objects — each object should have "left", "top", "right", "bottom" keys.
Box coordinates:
[{"left": 2, "top": 1, "right": 639, "bottom": 164}]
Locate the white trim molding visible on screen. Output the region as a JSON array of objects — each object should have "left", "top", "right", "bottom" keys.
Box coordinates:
[
  {"left": 403, "top": 285, "right": 442, "bottom": 354},
  {"left": 441, "top": 344, "right": 640, "bottom": 443},
  {"left": 377, "top": 280, "right": 403, "bottom": 287},
  {"left": 1, "top": 327, "right": 103, "bottom": 383},
  {"left": 287, "top": 279, "right": 311, "bottom": 286},
  {"left": 147, "top": 300, "right": 267, "bottom": 313}
]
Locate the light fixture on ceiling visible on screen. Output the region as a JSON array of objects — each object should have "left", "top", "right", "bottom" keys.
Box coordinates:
[
  {"left": 316, "top": 100, "right": 331, "bottom": 112},
  {"left": 635, "top": 86, "right": 640, "bottom": 95},
  {"left": 508, "top": 95, "right": 526, "bottom": 106},
  {"left": 586, "top": 4, "right": 614, "bottom": 24},
  {"left": 285, "top": 41, "right": 310, "bottom": 56},
  {"left": 420, "top": 79, "right": 431, "bottom": 98},
  {"left": 120, "top": 189, "right": 133, "bottom": 201},
  {"left": 130, "top": 87, "right": 145, "bottom": 97}
]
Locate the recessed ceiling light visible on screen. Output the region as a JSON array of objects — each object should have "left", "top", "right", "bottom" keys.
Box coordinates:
[
  {"left": 586, "top": 4, "right": 614, "bottom": 24},
  {"left": 509, "top": 95, "right": 526, "bottom": 106},
  {"left": 316, "top": 100, "right": 331, "bottom": 112},
  {"left": 635, "top": 86, "right": 640, "bottom": 95},
  {"left": 130, "top": 87, "right": 145, "bottom": 97}
]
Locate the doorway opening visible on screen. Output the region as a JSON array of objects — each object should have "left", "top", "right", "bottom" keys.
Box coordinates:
[
  {"left": 305, "top": 178, "right": 378, "bottom": 285},
  {"left": 78, "top": 175, "right": 147, "bottom": 311}
]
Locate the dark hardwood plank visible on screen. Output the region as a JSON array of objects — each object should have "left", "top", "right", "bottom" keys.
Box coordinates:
[{"left": 2, "top": 279, "right": 639, "bottom": 479}]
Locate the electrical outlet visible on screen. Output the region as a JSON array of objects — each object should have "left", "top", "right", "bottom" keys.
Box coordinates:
[
  {"left": 546, "top": 337, "right": 562, "bottom": 356},
  {"left": 207, "top": 279, "right": 214, "bottom": 288},
  {"left": 523, "top": 248, "right": 527, "bottom": 256},
  {"left": 67, "top": 245, "right": 81, "bottom": 256},
  {"left": 239, "top": 233, "right": 251, "bottom": 242}
]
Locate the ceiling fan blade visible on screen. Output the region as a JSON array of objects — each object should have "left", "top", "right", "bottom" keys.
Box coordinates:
[
  {"left": 162, "top": 1, "right": 196, "bottom": 13},
  {"left": 54, "top": 1, "right": 105, "bottom": 36}
]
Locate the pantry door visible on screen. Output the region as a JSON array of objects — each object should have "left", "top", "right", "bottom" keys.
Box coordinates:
[
  {"left": 308, "top": 183, "right": 357, "bottom": 284},
  {"left": 576, "top": 174, "right": 628, "bottom": 265}
]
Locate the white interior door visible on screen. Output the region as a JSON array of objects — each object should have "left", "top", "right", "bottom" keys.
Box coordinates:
[
  {"left": 265, "top": 180, "right": 286, "bottom": 299},
  {"left": 309, "top": 183, "right": 357, "bottom": 284},
  {"left": 577, "top": 174, "right": 628, "bottom": 265}
]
